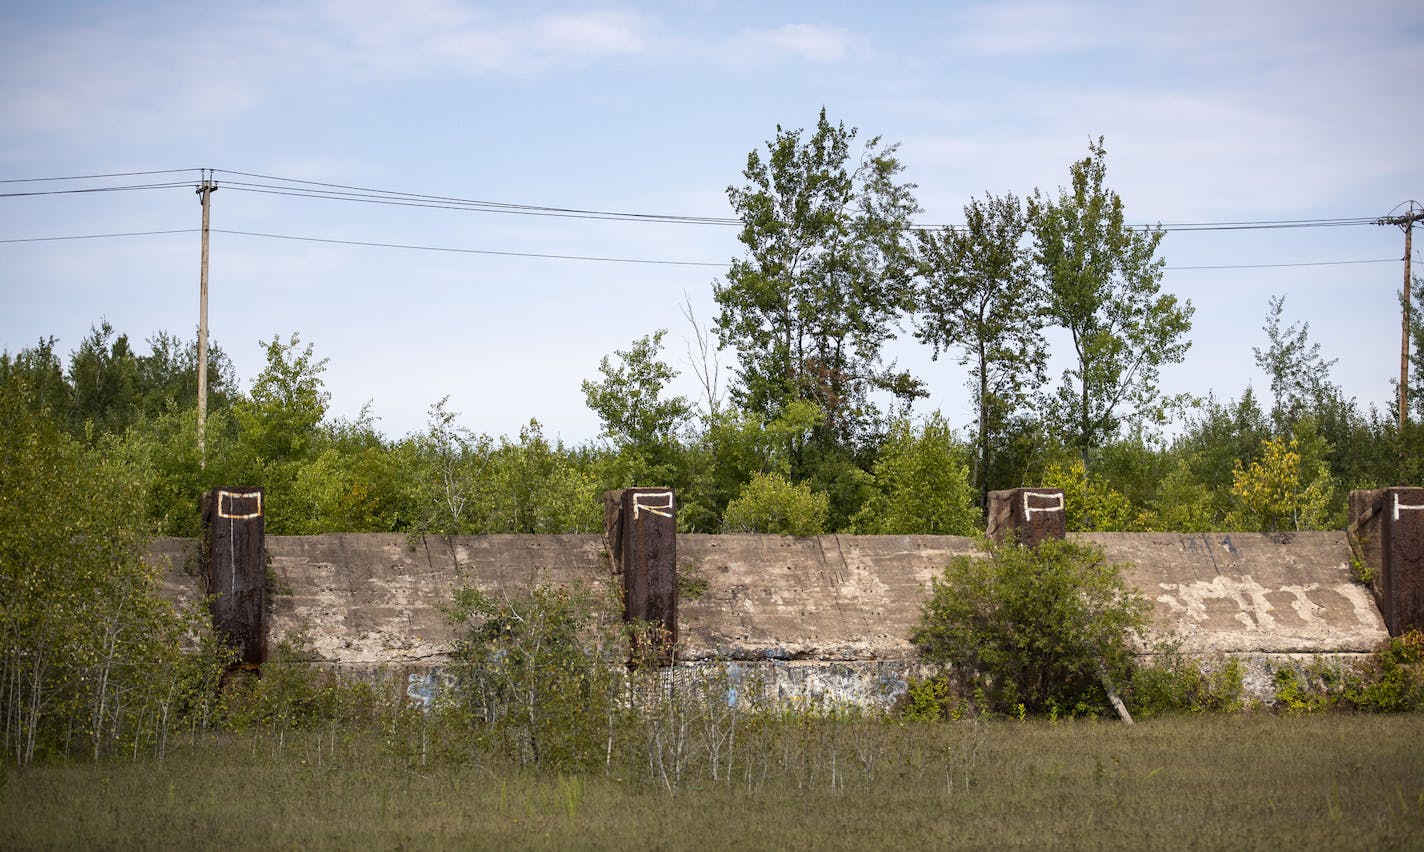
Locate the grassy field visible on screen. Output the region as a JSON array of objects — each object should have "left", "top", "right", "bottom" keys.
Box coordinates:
[{"left": 3, "top": 714, "right": 1423, "bottom": 850}]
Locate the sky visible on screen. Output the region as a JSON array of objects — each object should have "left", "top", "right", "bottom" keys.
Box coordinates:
[{"left": 2, "top": 1, "right": 1422, "bottom": 445}]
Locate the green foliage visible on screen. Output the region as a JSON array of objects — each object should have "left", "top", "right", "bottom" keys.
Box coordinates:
[
  {"left": 897, "top": 676, "right": 968, "bottom": 722},
  {"left": 218, "top": 637, "right": 382, "bottom": 736},
  {"left": 234, "top": 333, "right": 330, "bottom": 465},
  {"left": 1254, "top": 294, "right": 1338, "bottom": 430},
  {"left": 912, "top": 539, "right": 1149, "bottom": 715},
  {"left": 0, "top": 336, "right": 72, "bottom": 420},
  {"left": 914, "top": 191, "right": 1044, "bottom": 503},
  {"left": 1228, "top": 433, "right": 1335, "bottom": 532},
  {"left": 1126, "top": 656, "right": 1245, "bottom": 717},
  {"left": 1264, "top": 635, "right": 1424, "bottom": 715},
  {"left": 1141, "top": 455, "right": 1218, "bottom": 532},
  {"left": 0, "top": 380, "right": 227, "bottom": 764},
  {"left": 721, "top": 471, "right": 829, "bottom": 535},
  {"left": 851, "top": 414, "right": 980, "bottom": 535},
  {"left": 286, "top": 408, "right": 414, "bottom": 534},
  {"left": 445, "top": 583, "right": 627, "bottom": 771},
  {"left": 406, "top": 405, "right": 600, "bottom": 535},
  {"left": 1042, "top": 458, "right": 1143, "bottom": 531},
  {"left": 1347, "top": 629, "right": 1424, "bottom": 712},
  {"left": 1029, "top": 138, "right": 1193, "bottom": 470},
  {"left": 1271, "top": 664, "right": 1343, "bottom": 715},
  {"left": 715, "top": 108, "right": 921, "bottom": 468},
  {"left": 231, "top": 333, "right": 332, "bottom": 533},
  {"left": 582, "top": 330, "right": 692, "bottom": 488}
]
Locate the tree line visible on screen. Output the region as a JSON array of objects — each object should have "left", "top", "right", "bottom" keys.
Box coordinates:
[{"left": 4, "top": 112, "right": 1423, "bottom": 542}]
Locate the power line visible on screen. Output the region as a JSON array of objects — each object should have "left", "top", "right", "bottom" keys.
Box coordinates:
[
  {"left": 0, "top": 228, "right": 196, "bottom": 244},
  {"left": 1165, "top": 258, "right": 1398, "bottom": 270},
  {"left": 2, "top": 224, "right": 1399, "bottom": 272},
  {"left": 212, "top": 228, "right": 729, "bottom": 267},
  {"left": 0, "top": 169, "right": 199, "bottom": 184},
  {"left": 0, "top": 181, "right": 197, "bottom": 198},
  {"left": 0, "top": 167, "right": 1395, "bottom": 234}
]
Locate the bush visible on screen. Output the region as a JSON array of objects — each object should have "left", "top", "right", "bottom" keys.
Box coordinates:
[
  {"left": 445, "top": 582, "right": 628, "bottom": 771},
  {"left": 850, "top": 414, "right": 980, "bottom": 536},
  {"left": 721, "top": 472, "right": 829, "bottom": 535},
  {"left": 1127, "top": 655, "right": 1245, "bottom": 717},
  {"left": 912, "top": 539, "right": 1149, "bottom": 716},
  {"left": 1346, "top": 629, "right": 1424, "bottom": 712}
]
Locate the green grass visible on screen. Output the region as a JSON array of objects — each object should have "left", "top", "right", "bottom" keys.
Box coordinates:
[{"left": 3, "top": 714, "right": 1423, "bottom": 850}]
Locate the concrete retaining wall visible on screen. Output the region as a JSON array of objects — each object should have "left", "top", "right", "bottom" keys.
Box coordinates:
[{"left": 153, "top": 529, "right": 1388, "bottom": 706}]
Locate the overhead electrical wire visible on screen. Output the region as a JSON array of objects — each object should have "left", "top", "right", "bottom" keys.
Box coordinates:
[
  {"left": 0, "top": 228, "right": 197, "bottom": 244},
  {"left": 0, "top": 226, "right": 1403, "bottom": 270},
  {"left": 0, "top": 181, "right": 199, "bottom": 198},
  {"left": 0, "top": 168, "right": 199, "bottom": 184},
  {"left": 212, "top": 228, "right": 728, "bottom": 267},
  {"left": 0, "top": 167, "right": 1390, "bottom": 233},
  {"left": 0, "top": 169, "right": 1409, "bottom": 270}
]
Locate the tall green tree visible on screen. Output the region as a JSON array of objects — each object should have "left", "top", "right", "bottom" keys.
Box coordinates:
[
  {"left": 850, "top": 413, "right": 979, "bottom": 535},
  {"left": 136, "top": 329, "right": 238, "bottom": 420},
  {"left": 1030, "top": 138, "right": 1193, "bottom": 473},
  {"left": 582, "top": 330, "right": 691, "bottom": 488},
  {"left": 232, "top": 334, "right": 330, "bottom": 533},
  {"left": 914, "top": 192, "right": 1043, "bottom": 506},
  {"left": 68, "top": 321, "right": 140, "bottom": 435},
  {"left": 1400, "top": 273, "right": 1424, "bottom": 423},
  {"left": 0, "top": 337, "right": 72, "bottom": 421},
  {"left": 234, "top": 333, "right": 329, "bottom": 465},
  {"left": 714, "top": 108, "right": 921, "bottom": 473},
  {"left": 1, "top": 380, "right": 220, "bottom": 764},
  {"left": 1253, "top": 294, "right": 1339, "bottom": 429}
]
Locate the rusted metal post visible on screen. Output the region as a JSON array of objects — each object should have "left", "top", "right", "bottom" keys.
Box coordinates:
[
  {"left": 1350, "top": 487, "right": 1424, "bottom": 635},
  {"left": 202, "top": 488, "right": 266, "bottom": 665},
  {"left": 986, "top": 488, "right": 1066, "bottom": 548},
  {"left": 607, "top": 487, "right": 677, "bottom": 656}
]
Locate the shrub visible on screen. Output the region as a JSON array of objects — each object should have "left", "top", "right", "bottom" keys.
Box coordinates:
[
  {"left": 1127, "top": 655, "right": 1245, "bottom": 717},
  {"left": 850, "top": 414, "right": 980, "bottom": 536},
  {"left": 1346, "top": 629, "right": 1424, "bottom": 712},
  {"left": 912, "top": 539, "right": 1149, "bottom": 716},
  {"left": 445, "top": 582, "right": 628, "bottom": 771},
  {"left": 721, "top": 472, "right": 829, "bottom": 535}
]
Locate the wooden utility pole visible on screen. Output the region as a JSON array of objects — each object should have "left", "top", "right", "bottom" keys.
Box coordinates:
[
  {"left": 196, "top": 170, "right": 217, "bottom": 467},
  {"left": 1380, "top": 202, "right": 1422, "bottom": 433}
]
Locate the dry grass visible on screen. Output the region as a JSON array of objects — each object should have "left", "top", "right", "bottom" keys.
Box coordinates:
[{"left": 3, "top": 714, "right": 1422, "bottom": 850}]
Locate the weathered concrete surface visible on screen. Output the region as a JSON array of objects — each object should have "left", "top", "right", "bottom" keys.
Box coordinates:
[
  {"left": 151, "top": 537, "right": 204, "bottom": 611},
  {"left": 1082, "top": 532, "right": 1387, "bottom": 654},
  {"left": 677, "top": 534, "right": 982, "bottom": 661},
  {"left": 152, "top": 530, "right": 1388, "bottom": 676},
  {"left": 265, "top": 534, "right": 610, "bottom": 665}
]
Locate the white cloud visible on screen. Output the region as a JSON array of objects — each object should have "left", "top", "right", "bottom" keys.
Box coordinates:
[
  {"left": 302, "top": 3, "right": 655, "bottom": 77},
  {"left": 948, "top": 1, "right": 1116, "bottom": 56},
  {"left": 721, "top": 23, "right": 851, "bottom": 64}
]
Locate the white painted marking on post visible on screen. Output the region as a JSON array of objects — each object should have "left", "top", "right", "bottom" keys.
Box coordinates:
[
  {"left": 1023, "top": 491, "right": 1064, "bottom": 519},
  {"left": 633, "top": 491, "right": 674, "bottom": 519},
  {"left": 217, "top": 490, "right": 263, "bottom": 520},
  {"left": 1394, "top": 493, "right": 1424, "bottom": 521}
]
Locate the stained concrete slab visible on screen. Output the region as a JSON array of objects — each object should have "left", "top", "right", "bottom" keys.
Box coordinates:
[
  {"left": 1083, "top": 531, "right": 1386, "bottom": 654},
  {"left": 152, "top": 529, "right": 1389, "bottom": 671},
  {"left": 264, "top": 533, "right": 609, "bottom": 665},
  {"left": 677, "top": 534, "right": 981, "bottom": 660}
]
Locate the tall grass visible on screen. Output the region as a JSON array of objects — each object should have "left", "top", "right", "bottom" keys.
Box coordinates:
[{"left": 3, "top": 715, "right": 1422, "bottom": 850}]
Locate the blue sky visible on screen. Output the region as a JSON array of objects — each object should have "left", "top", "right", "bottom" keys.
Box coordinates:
[{"left": 2, "top": 1, "right": 1421, "bottom": 442}]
